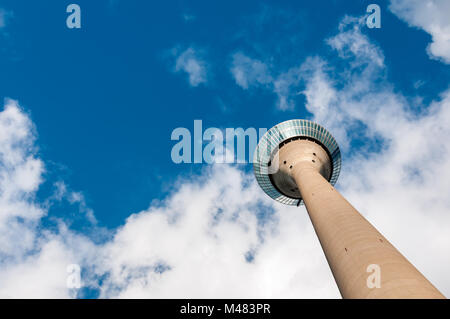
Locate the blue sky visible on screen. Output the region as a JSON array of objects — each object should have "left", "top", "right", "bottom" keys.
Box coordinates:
[
  {"left": 0, "top": 0, "right": 447, "bottom": 228},
  {"left": 1, "top": 0, "right": 450, "bottom": 298}
]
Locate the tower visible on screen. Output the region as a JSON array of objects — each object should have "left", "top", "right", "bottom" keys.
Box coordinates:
[{"left": 253, "top": 119, "right": 444, "bottom": 299}]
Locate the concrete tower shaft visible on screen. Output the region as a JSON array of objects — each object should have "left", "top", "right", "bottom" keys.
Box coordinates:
[{"left": 273, "top": 139, "right": 445, "bottom": 299}]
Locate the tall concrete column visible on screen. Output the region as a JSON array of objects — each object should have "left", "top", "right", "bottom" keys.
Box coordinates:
[{"left": 274, "top": 139, "right": 444, "bottom": 299}]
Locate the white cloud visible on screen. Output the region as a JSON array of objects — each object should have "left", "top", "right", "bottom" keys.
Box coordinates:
[
  {"left": 301, "top": 17, "right": 387, "bottom": 149},
  {"left": 96, "top": 165, "right": 338, "bottom": 298},
  {"left": 182, "top": 13, "right": 196, "bottom": 22},
  {"left": 389, "top": 0, "right": 450, "bottom": 64},
  {"left": 230, "top": 52, "right": 272, "bottom": 89},
  {"left": 229, "top": 17, "right": 383, "bottom": 112},
  {"left": 0, "top": 99, "right": 44, "bottom": 258},
  {"left": 0, "top": 239, "right": 77, "bottom": 298},
  {"left": 229, "top": 52, "right": 303, "bottom": 111},
  {"left": 0, "top": 100, "right": 97, "bottom": 298},
  {"left": 0, "top": 8, "right": 12, "bottom": 29},
  {"left": 174, "top": 47, "right": 208, "bottom": 87},
  {"left": 272, "top": 66, "right": 303, "bottom": 111},
  {"left": 326, "top": 16, "right": 384, "bottom": 68}
]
